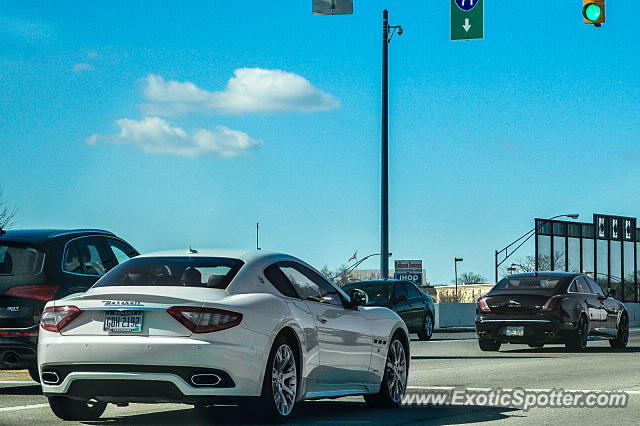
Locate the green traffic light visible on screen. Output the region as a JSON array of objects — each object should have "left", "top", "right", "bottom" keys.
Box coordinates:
[{"left": 583, "top": 3, "right": 601, "bottom": 22}]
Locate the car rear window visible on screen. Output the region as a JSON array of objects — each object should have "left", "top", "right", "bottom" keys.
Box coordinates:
[
  {"left": 0, "top": 244, "right": 45, "bottom": 276},
  {"left": 493, "top": 276, "right": 562, "bottom": 291},
  {"left": 92, "top": 257, "right": 244, "bottom": 289}
]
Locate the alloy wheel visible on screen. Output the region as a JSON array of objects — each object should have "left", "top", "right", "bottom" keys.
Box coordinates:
[
  {"left": 424, "top": 315, "right": 433, "bottom": 337},
  {"left": 385, "top": 340, "right": 407, "bottom": 403},
  {"left": 271, "top": 344, "right": 297, "bottom": 416}
]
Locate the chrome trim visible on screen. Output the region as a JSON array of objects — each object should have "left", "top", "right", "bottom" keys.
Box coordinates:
[
  {"left": 477, "top": 319, "right": 552, "bottom": 323},
  {"left": 190, "top": 373, "right": 221, "bottom": 386},
  {"left": 60, "top": 235, "right": 136, "bottom": 277},
  {"left": 50, "top": 229, "right": 114, "bottom": 238},
  {"left": 82, "top": 307, "right": 165, "bottom": 311},
  {"left": 0, "top": 325, "right": 39, "bottom": 331},
  {"left": 41, "top": 371, "right": 60, "bottom": 385}
]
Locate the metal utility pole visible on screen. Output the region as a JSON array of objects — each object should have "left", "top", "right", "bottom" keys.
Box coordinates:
[
  {"left": 381, "top": 9, "right": 402, "bottom": 280},
  {"left": 256, "top": 222, "right": 260, "bottom": 250},
  {"left": 454, "top": 257, "right": 463, "bottom": 302}
]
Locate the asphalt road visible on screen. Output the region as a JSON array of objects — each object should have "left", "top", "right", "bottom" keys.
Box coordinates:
[{"left": 1, "top": 330, "right": 639, "bottom": 425}]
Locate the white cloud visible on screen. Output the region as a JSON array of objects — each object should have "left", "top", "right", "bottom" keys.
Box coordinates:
[
  {"left": 140, "top": 68, "right": 340, "bottom": 116},
  {"left": 73, "top": 63, "right": 94, "bottom": 73},
  {"left": 87, "top": 117, "right": 260, "bottom": 158}
]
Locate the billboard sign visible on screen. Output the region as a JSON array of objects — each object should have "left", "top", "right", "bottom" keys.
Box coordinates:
[{"left": 394, "top": 259, "right": 423, "bottom": 286}]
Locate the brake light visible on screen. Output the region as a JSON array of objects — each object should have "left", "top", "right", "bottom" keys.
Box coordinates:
[
  {"left": 40, "top": 306, "right": 81, "bottom": 332},
  {"left": 167, "top": 306, "right": 242, "bottom": 333},
  {"left": 5, "top": 285, "right": 59, "bottom": 301},
  {"left": 478, "top": 296, "right": 491, "bottom": 312},
  {"left": 542, "top": 295, "right": 563, "bottom": 312},
  {"left": 0, "top": 330, "right": 38, "bottom": 337}
]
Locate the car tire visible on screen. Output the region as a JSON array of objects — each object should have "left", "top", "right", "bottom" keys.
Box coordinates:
[
  {"left": 48, "top": 396, "right": 107, "bottom": 421},
  {"left": 417, "top": 313, "right": 434, "bottom": 341},
  {"left": 609, "top": 314, "right": 629, "bottom": 349},
  {"left": 28, "top": 367, "right": 40, "bottom": 383},
  {"left": 528, "top": 343, "right": 544, "bottom": 348},
  {"left": 364, "top": 335, "right": 408, "bottom": 408},
  {"left": 565, "top": 315, "right": 588, "bottom": 351},
  {"left": 478, "top": 337, "right": 501, "bottom": 351},
  {"left": 258, "top": 335, "right": 299, "bottom": 424}
]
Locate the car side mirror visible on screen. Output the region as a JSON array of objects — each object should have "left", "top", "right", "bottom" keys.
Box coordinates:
[{"left": 350, "top": 289, "right": 368, "bottom": 307}]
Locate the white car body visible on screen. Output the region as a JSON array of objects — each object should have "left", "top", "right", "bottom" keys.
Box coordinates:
[{"left": 38, "top": 250, "right": 409, "bottom": 407}]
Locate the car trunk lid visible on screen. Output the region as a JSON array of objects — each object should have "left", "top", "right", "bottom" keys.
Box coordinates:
[
  {"left": 57, "top": 286, "right": 230, "bottom": 337},
  {"left": 483, "top": 293, "right": 554, "bottom": 315}
]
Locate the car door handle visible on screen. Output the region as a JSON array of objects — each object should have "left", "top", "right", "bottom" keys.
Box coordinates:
[{"left": 317, "top": 315, "right": 328, "bottom": 324}]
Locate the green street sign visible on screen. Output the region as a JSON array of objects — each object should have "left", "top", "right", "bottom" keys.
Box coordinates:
[{"left": 451, "top": 0, "right": 483, "bottom": 41}]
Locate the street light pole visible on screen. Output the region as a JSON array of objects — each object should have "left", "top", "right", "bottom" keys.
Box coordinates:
[
  {"left": 454, "top": 257, "right": 463, "bottom": 302},
  {"left": 494, "top": 213, "right": 579, "bottom": 282},
  {"left": 381, "top": 9, "right": 401, "bottom": 280},
  {"left": 256, "top": 222, "right": 260, "bottom": 250}
]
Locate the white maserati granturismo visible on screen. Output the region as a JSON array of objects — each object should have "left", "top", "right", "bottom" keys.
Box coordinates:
[{"left": 38, "top": 250, "right": 409, "bottom": 422}]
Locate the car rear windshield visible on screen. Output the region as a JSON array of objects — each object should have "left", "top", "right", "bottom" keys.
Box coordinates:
[
  {"left": 0, "top": 244, "right": 45, "bottom": 277},
  {"left": 493, "top": 276, "right": 563, "bottom": 292},
  {"left": 92, "top": 257, "right": 244, "bottom": 289},
  {"left": 342, "top": 282, "right": 391, "bottom": 304}
]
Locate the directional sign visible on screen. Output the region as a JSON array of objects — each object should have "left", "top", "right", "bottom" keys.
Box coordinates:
[{"left": 451, "top": 0, "right": 483, "bottom": 41}]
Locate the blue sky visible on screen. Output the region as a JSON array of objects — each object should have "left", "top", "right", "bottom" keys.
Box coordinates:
[{"left": 1, "top": 1, "right": 639, "bottom": 284}]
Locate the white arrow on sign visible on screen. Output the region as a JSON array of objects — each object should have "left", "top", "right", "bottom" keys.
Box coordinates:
[{"left": 463, "top": 18, "right": 471, "bottom": 32}]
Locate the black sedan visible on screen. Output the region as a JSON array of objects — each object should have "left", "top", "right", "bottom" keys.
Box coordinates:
[
  {"left": 343, "top": 279, "right": 435, "bottom": 340},
  {"left": 475, "top": 272, "right": 629, "bottom": 351}
]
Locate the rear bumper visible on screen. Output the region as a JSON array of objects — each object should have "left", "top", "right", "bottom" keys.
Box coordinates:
[
  {"left": 38, "top": 327, "right": 271, "bottom": 402},
  {"left": 475, "top": 316, "right": 576, "bottom": 343},
  {"left": 0, "top": 334, "right": 38, "bottom": 370}
]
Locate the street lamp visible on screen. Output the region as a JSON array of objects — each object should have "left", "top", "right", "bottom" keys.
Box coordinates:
[
  {"left": 494, "top": 213, "right": 579, "bottom": 282},
  {"left": 454, "top": 257, "right": 463, "bottom": 302},
  {"left": 328, "top": 252, "right": 392, "bottom": 282},
  {"left": 380, "top": 9, "right": 402, "bottom": 280}
]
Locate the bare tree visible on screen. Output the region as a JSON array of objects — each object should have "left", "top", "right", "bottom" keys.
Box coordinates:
[
  {"left": 0, "top": 186, "right": 17, "bottom": 229},
  {"left": 506, "top": 253, "right": 566, "bottom": 277},
  {"left": 456, "top": 272, "right": 487, "bottom": 284},
  {"left": 320, "top": 264, "right": 355, "bottom": 288}
]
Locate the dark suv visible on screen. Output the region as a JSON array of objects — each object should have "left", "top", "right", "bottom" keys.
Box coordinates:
[{"left": 0, "top": 229, "right": 139, "bottom": 380}]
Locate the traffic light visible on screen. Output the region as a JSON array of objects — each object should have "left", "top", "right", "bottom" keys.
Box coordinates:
[{"left": 583, "top": 1, "right": 605, "bottom": 26}]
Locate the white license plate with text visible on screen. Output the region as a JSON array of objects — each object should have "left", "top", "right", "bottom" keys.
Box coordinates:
[
  {"left": 104, "top": 310, "right": 143, "bottom": 333},
  {"left": 505, "top": 326, "right": 524, "bottom": 337}
]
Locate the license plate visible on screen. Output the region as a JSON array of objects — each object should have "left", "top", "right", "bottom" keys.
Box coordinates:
[
  {"left": 505, "top": 326, "right": 524, "bottom": 337},
  {"left": 104, "top": 310, "right": 143, "bottom": 333}
]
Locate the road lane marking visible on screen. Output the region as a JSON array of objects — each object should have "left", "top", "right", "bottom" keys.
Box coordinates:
[
  {"left": 0, "top": 403, "right": 49, "bottom": 412},
  {"left": 407, "top": 385, "right": 640, "bottom": 395},
  {"left": 0, "top": 380, "right": 34, "bottom": 384}
]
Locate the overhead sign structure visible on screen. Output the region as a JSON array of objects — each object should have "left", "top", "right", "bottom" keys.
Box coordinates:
[
  {"left": 313, "top": 0, "right": 353, "bottom": 16},
  {"left": 394, "top": 259, "right": 424, "bottom": 286},
  {"left": 451, "top": 0, "right": 484, "bottom": 41}
]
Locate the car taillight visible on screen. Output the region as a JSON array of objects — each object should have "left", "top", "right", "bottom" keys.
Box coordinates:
[
  {"left": 5, "top": 285, "right": 59, "bottom": 301},
  {"left": 478, "top": 296, "right": 491, "bottom": 312},
  {"left": 167, "top": 306, "right": 242, "bottom": 333},
  {"left": 40, "top": 306, "right": 81, "bottom": 332},
  {"left": 541, "top": 295, "right": 563, "bottom": 312}
]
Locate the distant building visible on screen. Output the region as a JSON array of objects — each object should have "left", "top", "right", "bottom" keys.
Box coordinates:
[{"left": 433, "top": 283, "right": 494, "bottom": 303}]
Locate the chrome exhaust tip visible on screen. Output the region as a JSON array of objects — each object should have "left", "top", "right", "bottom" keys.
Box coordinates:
[
  {"left": 41, "top": 371, "right": 60, "bottom": 385},
  {"left": 191, "top": 373, "right": 221, "bottom": 386}
]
